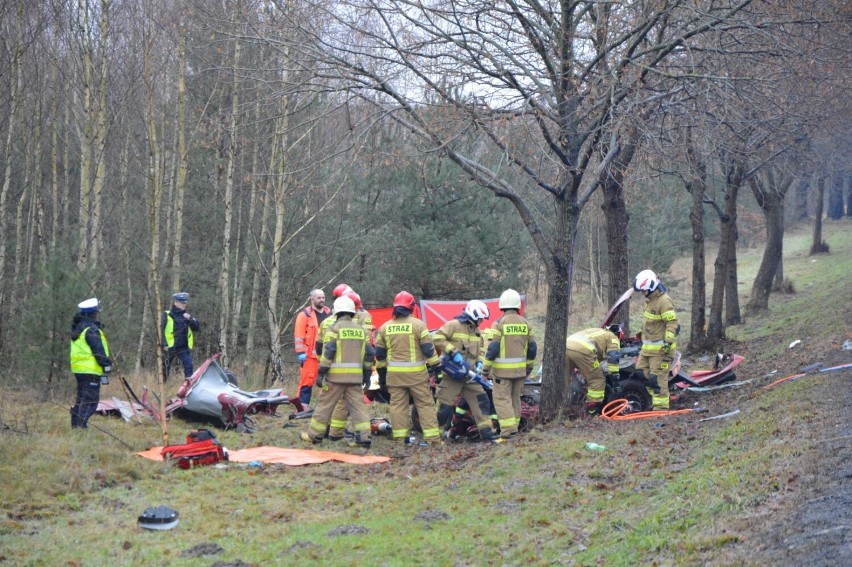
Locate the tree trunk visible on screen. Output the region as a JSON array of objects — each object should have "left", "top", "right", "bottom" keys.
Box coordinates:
[
  {"left": 116, "top": 132, "right": 133, "bottom": 329},
  {"left": 50, "top": 45, "right": 60, "bottom": 260},
  {"left": 217, "top": 37, "right": 241, "bottom": 366},
  {"left": 708, "top": 160, "right": 744, "bottom": 339},
  {"left": 746, "top": 174, "right": 786, "bottom": 313},
  {"left": 810, "top": 176, "right": 827, "bottom": 254},
  {"left": 793, "top": 177, "right": 809, "bottom": 222},
  {"left": 846, "top": 174, "right": 851, "bottom": 216},
  {"left": 144, "top": 45, "right": 168, "bottom": 444},
  {"left": 724, "top": 219, "right": 741, "bottom": 327},
  {"left": 231, "top": 97, "right": 263, "bottom": 366},
  {"left": 88, "top": 0, "right": 110, "bottom": 270},
  {"left": 685, "top": 144, "right": 709, "bottom": 350},
  {"left": 171, "top": 15, "right": 188, "bottom": 292},
  {"left": 246, "top": 172, "right": 269, "bottom": 362},
  {"left": 537, "top": 192, "right": 577, "bottom": 422},
  {"left": 76, "top": 0, "right": 94, "bottom": 269},
  {"left": 266, "top": 115, "right": 287, "bottom": 383},
  {"left": 599, "top": 135, "right": 636, "bottom": 332},
  {"left": 827, "top": 174, "right": 844, "bottom": 219},
  {"left": 0, "top": 3, "right": 23, "bottom": 336}
]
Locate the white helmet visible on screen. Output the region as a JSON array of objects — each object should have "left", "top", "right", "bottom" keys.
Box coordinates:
[
  {"left": 332, "top": 296, "right": 356, "bottom": 316},
  {"left": 464, "top": 300, "right": 490, "bottom": 322},
  {"left": 498, "top": 289, "right": 522, "bottom": 310},
  {"left": 633, "top": 269, "right": 659, "bottom": 293}
]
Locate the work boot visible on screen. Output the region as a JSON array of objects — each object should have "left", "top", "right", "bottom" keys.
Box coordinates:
[
  {"left": 404, "top": 436, "right": 428, "bottom": 447},
  {"left": 479, "top": 426, "right": 496, "bottom": 443},
  {"left": 584, "top": 402, "right": 603, "bottom": 417},
  {"left": 300, "top": 431, "right": 322, "bottom": 444}
]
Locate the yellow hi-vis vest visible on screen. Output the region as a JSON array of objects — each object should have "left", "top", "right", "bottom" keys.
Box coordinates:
[
  {"left": 70, "top": 326, "right": 110, "bottom": 375},
  {"left": 164, "top": 312, "right": 194, "bottom": 349}
]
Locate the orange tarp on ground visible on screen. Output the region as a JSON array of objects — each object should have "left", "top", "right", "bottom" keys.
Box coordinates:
[{"left": 137, "top": 445, "right": 390, "bottom": 466}]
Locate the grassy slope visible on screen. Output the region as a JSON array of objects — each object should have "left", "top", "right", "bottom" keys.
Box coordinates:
[{"left": 1, "top": 220, "right": 850, "bottom": 566}]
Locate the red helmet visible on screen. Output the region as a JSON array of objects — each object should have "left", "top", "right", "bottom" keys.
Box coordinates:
[
  {"left": 393, "top": 291, "right": 416, "bottom": 310},
  {"left": 344, "top": 290, "right": 363, "bottom": 310},
  {"left": 332, "top": 284, "right": 353, "bottom": 299}
]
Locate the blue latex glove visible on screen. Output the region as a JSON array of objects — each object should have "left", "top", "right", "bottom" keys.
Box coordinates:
[
  {"left": 298, "top": 353, "right": 307, "bottom": 365},
  {"left": 475, "top": 361, "right": 483, "bottom": 373},
  {"left": 452, "top": 352, "right": 465, "bottom": 365}
]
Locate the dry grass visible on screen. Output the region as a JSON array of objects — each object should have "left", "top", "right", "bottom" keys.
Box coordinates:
[{"left": 1, "top": 219, "right": 850, "bottom": 565}]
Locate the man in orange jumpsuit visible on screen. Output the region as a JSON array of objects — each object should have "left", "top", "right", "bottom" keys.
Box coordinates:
[{"left": 294, "top": 288, "right": 331, "bottom": 408}]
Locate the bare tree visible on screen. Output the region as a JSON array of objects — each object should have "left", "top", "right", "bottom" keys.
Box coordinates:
[{"left": 279, "top": 0, "right": 757, "bottom": 418}]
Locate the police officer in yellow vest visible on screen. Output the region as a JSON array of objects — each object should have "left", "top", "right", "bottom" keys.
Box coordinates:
[
  {"left": 69, "top": 298, "right": 112, "bottom": 429},
  {"left": 633, "top": 270, "right": 679, "bottom": 410},
  {"left": 162, "top": 292, "right": 200, "bottom": 380},
  {"left": 565, "top": 326, "right": 622, "bottom": 415},
  {"left": 483, "top": 289, "right": 536, "bottom": 440},
  {"left": 302, "top": 296, "right": 374, "bottom": 447}
]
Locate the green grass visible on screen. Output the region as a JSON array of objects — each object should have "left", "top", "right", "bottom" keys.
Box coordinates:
[{"left": 1, "top": 219, "right": 850, "bottom": 565}]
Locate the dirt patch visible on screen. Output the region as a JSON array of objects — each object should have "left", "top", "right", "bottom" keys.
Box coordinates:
[
  {"left": 279, "top": 541, "right": 316, "bottom": 556},
  {"left": 413, "top": 510, "right": 451, "bottom": 522},
  {"left": 327, "top": 524, "right": 369, "bottom": 536},
  {"left": 181, "top": 542, "right": 224, "bottom": 558}
]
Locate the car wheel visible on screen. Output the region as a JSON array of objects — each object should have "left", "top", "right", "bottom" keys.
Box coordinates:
[{"left": 619, "top": 378, "right": 653, "bottom": 413}]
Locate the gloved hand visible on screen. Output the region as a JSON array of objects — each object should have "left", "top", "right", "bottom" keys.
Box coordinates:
[
  {"left": 663, "top": 342, "right": 673, "bottom": 354},
  {"left": 298, "top": 353, "right": 307, "bottom": 366},
  {"left": 316, "top": 371, "right": 328, "bottom": 390},
  {"left": 475, "top": 361, "right": 483, "bottom": 374},
  {"left": 452, "top": 352, "right": 465, "bottom": 365}
]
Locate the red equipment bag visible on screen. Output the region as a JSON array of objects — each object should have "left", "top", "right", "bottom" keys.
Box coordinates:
[{"left": 161, "top": 429, "right": 228, "bottom": 469}]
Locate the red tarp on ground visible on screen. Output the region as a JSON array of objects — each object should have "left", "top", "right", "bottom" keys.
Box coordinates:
[
  {"left": 138, "top": 445, "right": 391, "bottom": 466},
  {"left": 368, "top": 297, "right": 525, "bottom": 331}
]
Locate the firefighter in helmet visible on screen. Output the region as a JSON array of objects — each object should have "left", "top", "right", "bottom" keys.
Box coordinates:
[
  {"left": 633, "top": 269, "right": 679, "bottom": 410},
  {"left": 432, "top": 300, "right": 497, "bottom": 442},
  {"left": 375, "top": 291, "right": 442, "bottom": 445},
  {"left": 302, "top": 295, "right": 374, "bottom": 447},
  {"left": 565, "top": 325, "right": 622, "bottom": 415},
  {"left": 323, "top": 289, "right": 375, "bottom": 440},
  {"left": 482, "top": 289, "right": 536, "bottom": 440}
]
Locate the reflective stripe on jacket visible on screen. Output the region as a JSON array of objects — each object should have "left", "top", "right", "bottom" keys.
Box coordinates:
[
  {"left": 375, "top": 315, "right": 440, "bottom": 373},
  {"left": 483, "top": 312, "right": 535, "bottom": 379},
  {"left": 319, "top": 316, "right": 373, "bottom": 384}
]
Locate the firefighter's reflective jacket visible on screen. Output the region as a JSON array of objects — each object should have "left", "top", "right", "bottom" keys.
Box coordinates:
[
  {"left": 565, "top": 328, "right": 621, "bottom": 374},
  {"left": 640, "top": 290, "right": 678, "bottom": 354}
]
